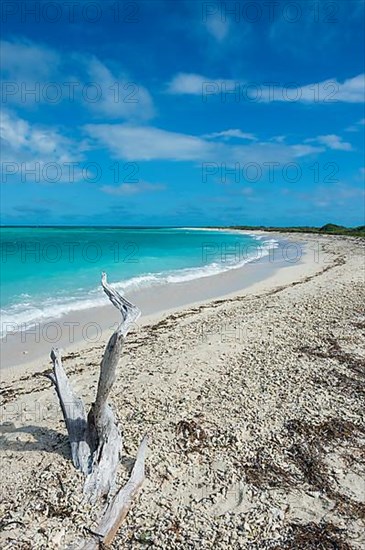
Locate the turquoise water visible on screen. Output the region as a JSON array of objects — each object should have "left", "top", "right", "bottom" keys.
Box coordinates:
[{"left": 0, "top": 227, "right": 277, "bottom": 328}]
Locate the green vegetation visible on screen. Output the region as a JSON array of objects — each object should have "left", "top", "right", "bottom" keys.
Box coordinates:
[{"left": 226, "top": 224, "right": 365, "bottom": 238}]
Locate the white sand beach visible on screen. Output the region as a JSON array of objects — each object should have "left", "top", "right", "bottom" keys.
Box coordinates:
[{"left": 0, "top": 232, "right": 364, "bottom": 548}]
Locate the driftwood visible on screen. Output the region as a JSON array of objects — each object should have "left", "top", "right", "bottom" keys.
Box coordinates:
[
  {"left": 81, "top": 434, "right": 148, "bottom": 549},
  {"left": 47, "top": 273, "right": 147, "bottom": 543}
]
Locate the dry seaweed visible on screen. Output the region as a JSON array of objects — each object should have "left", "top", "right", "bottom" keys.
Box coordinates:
[
  {"left": 314, "top": 369, "right": 365, "bottom": 399},
  {"left": 330, "top": 492, "right": 365, "bottom": 520},
  {"left": 287, "top": 443, "right": 331, "bottom": 491},
  {"left": 285, "top": 418, "right": 365, "bottom": 451},
  {"left": 279, "top": 520, "right": 353, "bottom": 550},
  {"left": 299, "top": 338, "right": 365, "bottom": 378},
  {"left": 175, "top": 419, "right": 208, "bottom": 453},
  {"left": 242, "top": 451, "right": 295, "bottom": 489},
  {"left": 284, "top": 418, "right": 365, "bottom": 520}
]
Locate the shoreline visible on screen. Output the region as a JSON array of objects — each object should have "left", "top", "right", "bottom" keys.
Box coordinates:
[
  {"left": 0, "top": 228, "right": 271, "bottom": 335},
  {"left": 2, "top": 231, "right": 321, "bottom": 375}
]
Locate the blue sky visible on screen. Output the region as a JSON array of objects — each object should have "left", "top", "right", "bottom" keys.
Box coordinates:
[{"left": 1, "top": 0, "right": 364, "bottom": 226}]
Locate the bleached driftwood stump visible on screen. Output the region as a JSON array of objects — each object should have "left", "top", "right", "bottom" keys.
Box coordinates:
[{"left": 47, "top": 273, "right": 147, "bottom": 546}]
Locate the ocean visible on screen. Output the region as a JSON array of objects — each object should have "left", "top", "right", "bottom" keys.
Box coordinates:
[{"left": 0, "top": 227, "right": 278, "bottom": 331}]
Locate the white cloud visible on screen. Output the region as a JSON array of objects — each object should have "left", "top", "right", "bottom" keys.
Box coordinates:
[
  {"left": 296, "top": 183, "right": 365, "bottom": 207},
  {"left": 167, "top": 73, "right": 235, "bottom": 95},
  {"left": 167, "top": 72, "right": 364, "bottom": 103},
  {"left": 205, "top": 15, "right": 230, "bottom": 42},
  {"left": 101, "top": 181, "right": 166, "bottom": 196},
  {"left": 84, "top": 123, "right": 326, "bottom": 165},
  {"left": 290, "top": 144, "right": 326, "bottom": 156},
  {"left": 271, "top": 135, "right": 287, "bottom": 143},
  {"left": 84, "top": 124, "right": 216, "bottom": 161},
  {"left": 84, "top": 57, "right": 154, "bottom": 121},
  {"left": 282, "top": 182, "right": 365, "bottom": 213},
  {"left": 305, "top": 134, "right": 353, "bottom": 151},
  {"left": 241, "top": 187, "right": 254, "bottom": 196},
  {"left": 347, "top": 117, "right": 365, "bottom": 131},
  {"left": 0, "top": 109, "right": 29, "bottom": 150},
  {"left": 1, "top": 110, "right": 74, "bottom": 159},
  {"left": 202, "top": 129, "right": 257, "bottom": 141},
  {"left": 167, "top": 73, "right": 205, "bottom": 94},
  {"left": 1, "top": 38, "right": 155, "bottom": 121},
  {"left": 1, "top": 109, "right": 331, "bottom": 186},
  {"left": 1, "top": 39, "right": 60, "bottom": 81},
  {"left": 261, "top": 74, "right": 365, "bottom": 104},
  {"left": 1, "top": 109, "right": 83, "bottom": 182}
]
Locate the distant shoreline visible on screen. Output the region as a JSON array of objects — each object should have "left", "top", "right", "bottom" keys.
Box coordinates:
[
  {"left": 0, "top": 223, "right": 365, "bottom": 236},
  {"left": 1, "top": 223, "right": 364, "bottom": 238},
  {"left": 2, "top": 230, "right": 324, "bottom": 374},
  {"left": 1, "top": 229, "right": 288, "bottom": 371},
  {"left": 1, "top": 227, "right": 273, "bottom": 338}
]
